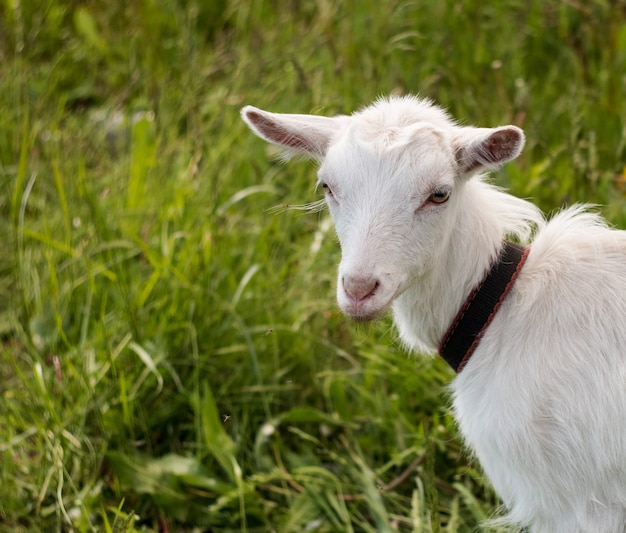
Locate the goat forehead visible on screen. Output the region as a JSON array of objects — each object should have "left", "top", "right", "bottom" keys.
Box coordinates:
[
  {"left": 347, "top": 116, "right": 448, "bottom": 149},
  {"left": 322, "top": 126, "right": 454, "bottom": 190}
]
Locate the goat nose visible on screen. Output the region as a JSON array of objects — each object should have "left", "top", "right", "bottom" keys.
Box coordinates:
[{"left": 342, "top": 275, "right": 380, "bottom": 303}]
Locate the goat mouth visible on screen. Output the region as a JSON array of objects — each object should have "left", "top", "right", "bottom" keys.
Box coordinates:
[{"left": 338, "top": 281, "right": 401, "bottom": 322}]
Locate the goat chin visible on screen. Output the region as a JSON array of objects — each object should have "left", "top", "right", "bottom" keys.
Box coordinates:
[
  {"left": 344, "top": 309, "right": 381, "bottom": 323},
  {"left": 339, "top": 302, "right": 387, "bottom": 322}
]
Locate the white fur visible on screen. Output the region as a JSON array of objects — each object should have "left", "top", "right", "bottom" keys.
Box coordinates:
[{"left": 242, "top": 96, "right": 626, "bottom": 532}]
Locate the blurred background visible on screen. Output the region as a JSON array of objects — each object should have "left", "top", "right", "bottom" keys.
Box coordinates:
[{"left": 1, "top": 1, "right": 625, "bottom": 531}]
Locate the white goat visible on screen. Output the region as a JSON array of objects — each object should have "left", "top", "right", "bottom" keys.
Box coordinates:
[{"left": 241, "top": 95, "right": 626, "bottom": 533}]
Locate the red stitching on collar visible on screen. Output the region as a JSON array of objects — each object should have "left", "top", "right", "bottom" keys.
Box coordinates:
[{"left": 439, "top": 242, "right": 530, "bottom": 373}]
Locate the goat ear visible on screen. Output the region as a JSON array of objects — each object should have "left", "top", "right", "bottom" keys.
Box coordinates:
[
  {"left": 241, "top": 106, "right": 340, "bottom": 159},
  {"left": 455, "top": 126, "right": 525, "bottom": 176}
]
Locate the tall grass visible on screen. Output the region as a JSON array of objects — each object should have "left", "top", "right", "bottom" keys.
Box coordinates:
[{"left": 1, "top": 1, "right": 625, "bottom": 531}]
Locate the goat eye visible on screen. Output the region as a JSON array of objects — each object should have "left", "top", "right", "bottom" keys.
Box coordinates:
[{"left": 428, "top": 189, "right": 451, "bottom": 204}]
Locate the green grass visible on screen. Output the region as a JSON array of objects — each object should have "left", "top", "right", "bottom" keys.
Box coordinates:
[{"left": 1, "top": 0, "right": 626, "bottom": 531}]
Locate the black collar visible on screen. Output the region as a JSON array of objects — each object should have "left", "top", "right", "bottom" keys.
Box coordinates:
[{"left": 438, "top": 241, "right": 530, "bottom": 373}]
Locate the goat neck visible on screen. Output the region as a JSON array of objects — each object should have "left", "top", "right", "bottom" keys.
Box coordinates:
[{"left": 392, "top": 179, "right": 529, "bottom": 356}]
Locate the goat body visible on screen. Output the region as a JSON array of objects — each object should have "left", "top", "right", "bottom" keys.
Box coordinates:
[{"left": 242, "top": 96, "right": 626, "bottom": 532}]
